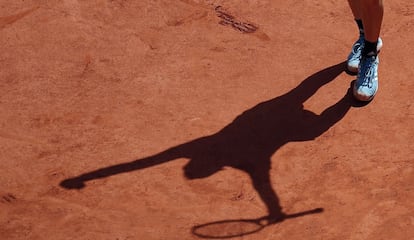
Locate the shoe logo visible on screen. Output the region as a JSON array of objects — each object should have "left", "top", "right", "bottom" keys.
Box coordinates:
[{"left": 353, "top": 42, "right": 363, "bottom": 54}]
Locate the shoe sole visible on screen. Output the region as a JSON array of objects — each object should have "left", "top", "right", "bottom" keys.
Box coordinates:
[
  {"left": 353, "top": 89, "right": 376, "bottom": 102},
  {"left": 347, "top": 65, "right": 359, "bottom": 74}
]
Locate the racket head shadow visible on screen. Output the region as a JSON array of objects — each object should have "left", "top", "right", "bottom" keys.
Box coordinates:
[{"left": 191, "top": 218, "right": 267, "bottom": 239}]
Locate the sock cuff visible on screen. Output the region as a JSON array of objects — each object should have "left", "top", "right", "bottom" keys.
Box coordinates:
[
  {"left": 363, "top": 40, "right": 378, "bottom": 56},
  {"left": 355, "top": 19, "right": 364, "bottom": 35}
]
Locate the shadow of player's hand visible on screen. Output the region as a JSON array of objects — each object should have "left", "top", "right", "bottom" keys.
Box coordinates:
[
  {"left": 60, "top": 178, "right": 85, "bottom": 189},
  {"left": 257, "top": 212, "right": 287, "bottom": 225}
]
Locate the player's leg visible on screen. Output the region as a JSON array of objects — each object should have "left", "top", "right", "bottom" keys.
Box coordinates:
[
  {"left": 360, "top": 0, "right": 383, "bottom": 43},
  {"left": 348, "top": 0, "right": 362, "bottom": 20},
  {"left": 347, "top": 0, "right": 366, "bottom": 73},
  {"left": 353, "top": 0, "right": 384, "bottom": 101},
  {"left": 346, "top": 0, "right": 382, "bottom": 73}
]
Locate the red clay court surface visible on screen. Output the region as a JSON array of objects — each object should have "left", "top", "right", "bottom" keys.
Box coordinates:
[{"left": 1, "top": 0, "right": 413, "bottom": 239}]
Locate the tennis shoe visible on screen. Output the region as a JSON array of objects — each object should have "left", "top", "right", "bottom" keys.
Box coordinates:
[{"left": 353, "top": 54, "right": 379, "bottom": 101}]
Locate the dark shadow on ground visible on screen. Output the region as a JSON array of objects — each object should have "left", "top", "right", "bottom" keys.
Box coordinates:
[
  {"left": 191, "top": 208, "right": 324, "bottom": 239},
  {"left": 60, "top": 61, "right": 355, "bottom": 237}
]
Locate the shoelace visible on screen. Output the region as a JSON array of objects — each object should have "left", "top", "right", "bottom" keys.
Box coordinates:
[{"left": 361, "top": 56, "right": 377, "bottom": 87}]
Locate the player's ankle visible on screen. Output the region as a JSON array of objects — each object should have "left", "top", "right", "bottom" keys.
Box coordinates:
[{"left": 362, "top": 40, "right": 378, "bottom": 57}]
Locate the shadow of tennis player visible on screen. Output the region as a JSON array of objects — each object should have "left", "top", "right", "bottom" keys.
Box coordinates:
[{"left": 61, "top": 61, "right": 354, "bottom": 226}]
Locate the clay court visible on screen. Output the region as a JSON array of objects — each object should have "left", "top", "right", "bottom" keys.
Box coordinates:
[{"left": 1, "top": 0, "right": 413, "bottom": 239}]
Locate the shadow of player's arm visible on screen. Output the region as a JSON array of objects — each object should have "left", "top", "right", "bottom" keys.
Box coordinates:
[
  {"left": 60, "top": 144, "right": 189, "bottom": 189},
  {"left": 248, "top": 164, "right": 284, "bottom": 221}
]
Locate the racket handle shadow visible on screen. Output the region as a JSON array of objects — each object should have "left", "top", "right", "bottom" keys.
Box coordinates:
[
  {"left": 284, "top": 207, "right": 324, "bottom": 220},
  {"left": 258, "top": 207, "right": 324, "bottom": 225}
]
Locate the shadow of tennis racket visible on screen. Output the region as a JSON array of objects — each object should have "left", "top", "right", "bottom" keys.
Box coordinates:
[{"left": 192, "top": 208, "right": 323, "bottom": 239}]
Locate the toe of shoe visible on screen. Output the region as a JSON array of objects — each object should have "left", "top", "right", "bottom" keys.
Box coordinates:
[{"left": 353, "top": 86, "right": 377, "bottom": 102}]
